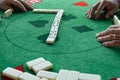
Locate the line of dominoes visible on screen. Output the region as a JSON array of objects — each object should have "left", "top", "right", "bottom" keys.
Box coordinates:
[
  {"left": 2, "top": 57, "right": 101, "bottom": 80},
  {"left": 33, "top": 9, "right": 64, "bottom": 44},
  {"left": 46, "top": 9, "right": 64, "bottom": 44}
]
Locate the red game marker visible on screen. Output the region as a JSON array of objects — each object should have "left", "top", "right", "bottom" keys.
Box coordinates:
[
  {"left": 2, "top": 65, "right": 24, "bottom": 80},
  {"left": 73, "top": 1, "right": 88, "bottom": 7}
]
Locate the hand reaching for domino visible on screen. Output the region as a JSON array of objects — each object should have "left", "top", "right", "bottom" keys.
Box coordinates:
[{"left": 0, "top": 0, "right": 33, "bottom": 12}]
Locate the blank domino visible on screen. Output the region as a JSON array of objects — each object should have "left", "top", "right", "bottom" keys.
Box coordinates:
[
  {"left": 46, "top": 10, "right": 64, "bottom": 44},
  {"left": 56, "top": 69, "right": 70, "bottom": 80},
  {"left": 2, "top": 67, "right": 23, "bottom": 80},
  {"left": 37, "top": 70, "right": 58, "bottom": 80},
  {"left": 4, "top": 9, "right": 12, "bottom": 17},
  {"left": 113, "top": 15, "right": 120, "bottom": 25},
  {"left": 79, "top": 73, "right": 101, "bottom": 80},
  {"left": 19, "top": 72, "right": 40, "bottom": 80},
  {"left": 26, "top": 57, "right": 46, "bottom": 69},
  {"left": 33, "top": 9, "right": 59, "bottom": 13},
  {"left": 32, "top": 61, "right": 53, "bottom": 73},
  {"left": 67, "top": 71, "right": 80, "bottom": 80}
]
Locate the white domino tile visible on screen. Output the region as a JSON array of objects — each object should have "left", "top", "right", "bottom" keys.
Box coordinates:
[
  {"left": 46, "top": 10, "right": 64, "bottom": 44},
  {"left": 79, "top": 73, "right": 101, "bottom": 80},
  {"left": 26, "top": 57, "right": 46, "bottom": 69},
  {"left": 2, "top": 67, "right": 23, "bottom": 80},
  {"left": 37, "top": 70, "right": 58, "bottom": 80},
  {"left": 33, "top": 9, "right": 59, "bottom": 13},
  {"left": 56, "top": 69, "right": 70, "bottom": 80},
  {"left": 113, "top": 15, "right": 120, "bottom": 25},
  {"left": 4, "top": 9, "right": 12, "bottom": 17},
  {"left": 40, "top": 78, "right": 48, "bottom": 80},
  {"left": 32, "top": 61, "right": 53, "bottom": 73},
  {"left": 19, "top": 72, "right": 40, "bottom": 80},
  {"left": 116, "top": 78, "right": 120, "bottom": 80},
  {"left": 67, "top": 71, "right": 80, "bottom": 80}
]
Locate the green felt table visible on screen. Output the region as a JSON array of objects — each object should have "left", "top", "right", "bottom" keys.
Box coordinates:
[{"left": 0, "top": 0, "right": 120, "bottom": 80}]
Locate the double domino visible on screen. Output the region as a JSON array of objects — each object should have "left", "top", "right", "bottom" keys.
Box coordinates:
[
  {"left": 56, "top": 69, "right": 80, "bottom": 80},
  {"left": 26, "top": 57, "right": 53, "bottom": 73},
  {"left": 46, "top": 10, "right": 64, "bottom": 44},
  {"left": 32, "top": 61, "right": 53, "bottom": 73},
  {"left": 113, "top": 15, "right": 120, "bottom": 25},
  {"left": 4, "top": 9, "right": 12, "bottom": 17},
  {"left": 56, "top": 69, "right": 101, "bottom": 80},
  {"left": 2, "top": 67, "right": 40, "bottom": 80},
  {"left": 26, "top": 57, "right": 46, "bottom": 69}
]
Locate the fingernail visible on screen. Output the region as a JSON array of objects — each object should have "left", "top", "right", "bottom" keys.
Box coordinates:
[
  {"left": 97, "top": 37, "right": 102, "bottom": 41},
  {"left": 103, "top": 42, "right": 109, "bottom": 47},
  {"left": 96, "top": 33, "right": 100, "bottom": 37}
]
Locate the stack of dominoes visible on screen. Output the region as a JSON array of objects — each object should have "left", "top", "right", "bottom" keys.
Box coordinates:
[{"left": 2, "top": 57, "right": 101, "bottom": 80}]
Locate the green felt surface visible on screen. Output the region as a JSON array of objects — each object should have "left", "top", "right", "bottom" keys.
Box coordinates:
[{"left": 0, "top": 0, "right": 120, "bottom": 80}]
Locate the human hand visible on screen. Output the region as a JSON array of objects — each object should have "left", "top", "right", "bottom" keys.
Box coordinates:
[
  {"left": 96, "top": 25, "right": 120, "bottom": 47},
  {"left": 86, "top": 0, "right": 120, "bottom": 19},
  {"left": 0, "top": 0, "right": 33, "bottom": 12}
]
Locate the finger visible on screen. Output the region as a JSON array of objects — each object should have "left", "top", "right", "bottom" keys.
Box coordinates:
[
  {"left": 89, "top": 3, "right": 100, "bottom": 19},
  {"left": 19, "top": 0, "right": 33, "bottom": 10},
  {"left": 11, "top": 0, "right": 27, "bottom": 12},
  {"left": 96, "top": 28, "right": 120, "bottom": 38},
  {"left": 97, "top": 34, "right": 120, "bottom": 42},
  {"left": 106, "top": 25, "right": 120, "bottom": 30},
  {"left": 105, "top": 9, "right": 117, "bottom": 19},
  {"left": 95, "top": 1, "right": 107, "bottom": 19},
  {"left": 0, "top": 4, "right": 14, "bottom": 12},
  {"left": 103, "top": 40, "right": 120, "bottom": 47},
  {"left": 86, "top": 3, "right": 99, "bottom": 19}
]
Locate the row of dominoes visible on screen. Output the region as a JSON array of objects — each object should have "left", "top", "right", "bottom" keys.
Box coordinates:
[
  {"left": 46, "top": 10, "right": 64, "bottom": 44},
  {"left": 33, "top": 9, "right": 64, "bottom": 44},
  {"left": 2, "top": 57, "right": 101, "bottom": 80}
]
